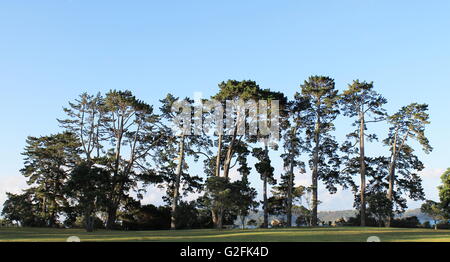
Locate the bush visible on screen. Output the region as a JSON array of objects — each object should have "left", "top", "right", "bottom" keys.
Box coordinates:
[
  {"left": 345, "top": 214, "right": 380, "bottom": 227},
  {"left": 121, "top": 204, "right": 171, "bottom": 230},
  {"left": 73, "top": 216, "right": 106, "bottom": 230},
  {"left": 436, "top": 222, "right": 450, "bottom": 229},
  {"left": 391, "top": 216, "right": 420, "bottom": 228},
  {"left": 422, "top": 221, "right": 431, "bottom": 229}
]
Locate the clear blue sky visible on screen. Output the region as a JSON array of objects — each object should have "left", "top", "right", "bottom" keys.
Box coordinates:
[{"left": 1, "top": 0, "right": 449, "bottom": 211}]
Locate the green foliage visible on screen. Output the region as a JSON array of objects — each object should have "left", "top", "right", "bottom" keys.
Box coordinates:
[
  {"left": 20, "top": 132, "right": 81, "bottom": 227},
  {"left": 421, "top": 200, "right": 445, "bottom": 228},
  {"left": 438, "top": 168, "right": 450, "bottom": 217},
  {"left": 252, "top": 147, "right": 276, "bottom": 184},
  {"left": 387, "top": 103, "right": 433, "bottom": 154},
  {"left": 173, "top": 201, "right": 202, "bottom": 229},
  {"left": 340, "top": 80, "right": 387, "bottom": 226},
  {"left": 300, "top": 76, "right": 343, "bottom": 192},
  {"left": 1, "top": 192, "right": 46, "bottom": 227},
  {"left": 212, "top": 80, "right": 286, "bottom": 103},
  {"left": 382, "top": 103, "right": 432, "bottom": 221},
  {"left": 340, "top": 80, "right": 387, "bottom": 121},
  {"left": 298, "top": 76, "right": 342, "bottom": 225},
  {"left": 65, "top": 162, "right": 112, "bottom": 231},
  {"left": 232, "top": 175, "right": 259, "bottom": 229},
  {"left": 279, "top": 93, "right": 309, "bottom": 226},
  {"left": 202, "top": 176, "right": 234, "bottom": 214},
  {"left": 121, "top": 204, "right": 171, "bottom": 230},
  {"left": 269, "top": 180, "right": 306, "bottom": 216},
  {"left": 59, "top": 90, "right": 165, "bottom": 229},
  {"left": 391, "top": 216, "right": 420, "bottom": 228},
  {"left": 366, "top": 192, "right": 393, "bottom": 227},
  {"left": 293, "top": 205, "right": 312, "bottom": 226}
]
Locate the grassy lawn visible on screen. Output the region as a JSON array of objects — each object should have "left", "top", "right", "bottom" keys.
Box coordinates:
[{"left": 1, "top": 227, "right": 450, "bottom": 242}]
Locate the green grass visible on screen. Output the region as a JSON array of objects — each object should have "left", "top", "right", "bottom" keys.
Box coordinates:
[{"left": 1, "top": 227, "right": 450, "bottom": 242}]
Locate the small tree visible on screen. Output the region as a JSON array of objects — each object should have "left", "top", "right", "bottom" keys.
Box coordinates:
[
  {"left": 421, "top": 200, "right": 444, "bottom": 230},
  {"left": 20, "top": 132, "right": 81, "bottom": 227},
  {"left": 293, "top": 205, "right": 312, "bottom": 227},
  {"left": 280, "top": 95, "right": 309, "bottom": 227},
  {"left": 252, "top": 146, "right": 276, "bottom": 228},
  {"left": 65, "top": 162, "right": 111, "bottom": 232},
  {"left": 367, "top": 192, "right": 393, "bottom": 227},
  {"left": 1, "top": 191, "right": 43, "bottom": 227},
  {"left": 438, "top": 168, "right": 450, "bottom": 218},
  {"left": 202, "top": 176, "right": 234, "bottom": 229},
  {"left": 231, "top": 171, "right": 259, "bottom": 230}
]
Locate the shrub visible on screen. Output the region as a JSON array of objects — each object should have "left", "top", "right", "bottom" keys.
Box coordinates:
[
  {"left": 422, "top": 221, "right": 431, "bottom": 229},
  {"left": 391, "top": 216, "right": 420, "bottom": 228}
]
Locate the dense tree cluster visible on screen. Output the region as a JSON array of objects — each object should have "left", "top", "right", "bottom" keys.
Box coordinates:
[
  {"left": 1, "top": 76, "right": 435, "bottom": 231},
  {"left": 420, "top": 168, "right": 450, "bottom": 229}
]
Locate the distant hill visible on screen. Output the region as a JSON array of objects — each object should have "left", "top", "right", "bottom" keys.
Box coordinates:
[
  {"left": 319, "top": 208, "right": 432, "bottom": 223},
  {"left": 398, "top": 208, "right": 432, "bottom": 223},
  {"left": 318, "top": 210, "right": 357, "bottom": 222},
  {"left": 237, "top": 208, "right": 432, "bottom": 225}
]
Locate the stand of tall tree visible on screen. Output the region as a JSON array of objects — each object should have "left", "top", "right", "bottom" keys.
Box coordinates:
[
  {"left": 1, "top": 76, "right": 433, "bottom": 231},
  {"left": 340, "top": 80, "right": 387, "bottom": 226}
]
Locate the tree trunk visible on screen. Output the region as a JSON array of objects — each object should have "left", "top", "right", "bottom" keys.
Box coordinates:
[
  {"left": 212, "top": 209, "right": 218, "bottom": 228},
  {"left": 217, "top": 208, "right": 223, "bottom": 229},
  {"left": 222, "top": 125, "right": 238, "bottom": 179},
  {"left": 240, "top": 216, "right": 246, "bottom": 230},
  {"left": 171, "top": 135, "right": 186, "bottom": 230},
  {"left": 211, "top": 133, "right": 223, "bottom": 229},
  {"left": 106, "top": 206, "right": 118, "bottom": 230},
  {"left": 311, "top": 117, "right": 320, "bottom": 227},
  {"left": 215, "top": 134, "right": 223, "bottom": 177},
  {"left": 263, "top": 175, "right": 269, "bottom": 228},
  {"left": 386, "top": 159, "right": 396, "bottom": 227},
  {"left": 359, "top": 112, "right": 366, "bottom": 227},
  {"left": 85, "top": 210, "right": 94, "bottom": 232},
  {"left": 286, "top": 151, "right": 294, "bottom": 227}
]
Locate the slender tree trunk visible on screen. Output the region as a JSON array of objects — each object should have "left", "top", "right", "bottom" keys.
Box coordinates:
[
  {"left": 262, "top": 144, "right": 270, "bottom": 228},
  {"left": 386, "top": 159, "right": 396, "bottom": 227},
  {"left": 215, "top": 134, "right": 223, "bottom": 177},
  {"left": 286, "top": 150, "right": 294, "bottom": 227},
  {"left": 171, "top": 135, "right": 186, "bottom": 230},
  {"left": 359, "top": 112, "right": 366, "bottom": 227},
  {"left": 263, "top": 174, "right": 268, "bottom": 228},
  {"left": 212, "top": 133, "right": 223, "bottom": 229},
  {"left": 311, "top": 117, "right": 320, "bottom": 226}
]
